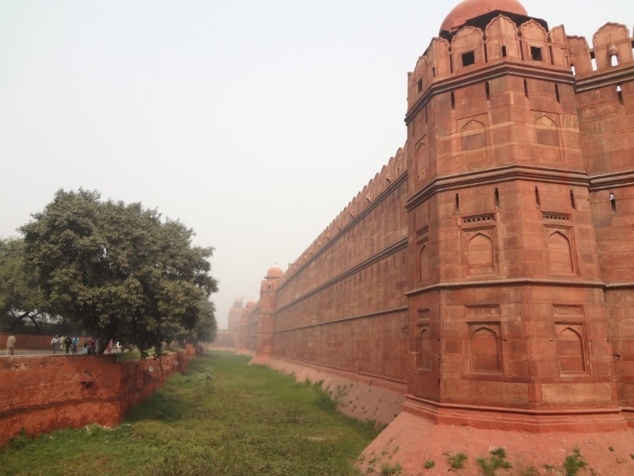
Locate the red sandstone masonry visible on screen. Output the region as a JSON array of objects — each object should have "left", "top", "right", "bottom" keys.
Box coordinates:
[{"left": 0, "top": 345, "right": 195, "bottom": 446}]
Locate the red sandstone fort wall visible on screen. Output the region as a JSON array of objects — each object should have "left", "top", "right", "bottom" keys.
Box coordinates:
[
  {"left": 261, "top": 152, "right": 410, "bottom": 386},
  {"left": 0, "top": 347, "right": 194, "bottom": 446},
  {"left": 241, "top": 6, "right": 634, "bottom": 433}
]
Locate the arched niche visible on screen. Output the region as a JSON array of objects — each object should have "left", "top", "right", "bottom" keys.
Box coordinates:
[
  {"left": 467, "top": 232, "right": 494, "bottom": 274},
  {"left": 462, "top": 120, "right": 486, "bottom": 151},
  {"left": 556, "top": 326, "right": 586, "bottom": 373},
  {"left": 535, "top": 115, "right": 560, "bottom": 147},
  {"left": 419, "top": 244, "right": 430, "bottom": 284},
  {"left": 470, "top": 326, "right": 501, "bottom": 373},
  {"left": 418, "top": 327, "right": 432, "bottom": 371},
  {"left": 547, "top": 230, "right": 574, "bottom": 275}
]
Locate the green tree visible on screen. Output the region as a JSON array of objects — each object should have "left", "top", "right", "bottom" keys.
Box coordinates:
[
  {"left": 20, "top": 189, "right": 218, "bottom": 356},
  {"left": 194, "top": 297, "right": 217, "bottom": 343},
  {"left": 0, "top": 238, "right": 49, "bottom": 332}
]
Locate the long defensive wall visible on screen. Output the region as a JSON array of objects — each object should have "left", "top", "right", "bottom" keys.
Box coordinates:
[{"left": 237, "top": 0, "right": 634, "bottom": 441}]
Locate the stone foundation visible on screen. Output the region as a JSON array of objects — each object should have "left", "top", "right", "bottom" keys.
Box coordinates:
[{"left": 265, "top": 357, "right": 406, "bottom": 426}]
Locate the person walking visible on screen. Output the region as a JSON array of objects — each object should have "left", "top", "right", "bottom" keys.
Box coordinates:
[
  {"left": 6, "top": 333, "right": 16, "bottom": 356},
  {"left": 64, "top": 336, "right": 72, "bottom": 354},
  {"left": 51, "top": 335, "right": 59, "bottom": 354}
]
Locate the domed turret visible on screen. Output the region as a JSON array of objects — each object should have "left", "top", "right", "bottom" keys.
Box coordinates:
[
  {"left": 440, "top": 0, "right": 528, "bottom": 33},
  {"left": 266, "top": 264, "right": 283, "bottom": 279}
]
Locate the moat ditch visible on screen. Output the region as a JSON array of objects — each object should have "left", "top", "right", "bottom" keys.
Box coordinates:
[
  {"left": 0, "top": 352, "right": 380, "bottom": 476},
  {"left": 5, "top": 351, "right": 634, "bottom": 475}
]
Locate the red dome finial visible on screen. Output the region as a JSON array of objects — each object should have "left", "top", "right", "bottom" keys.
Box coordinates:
[{"left": 440, "top": 0, "right": 528, "bottom": 33}]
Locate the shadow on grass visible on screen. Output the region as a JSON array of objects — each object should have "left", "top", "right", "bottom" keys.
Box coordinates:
[{"left": 125, "top": 388, "right": 188, "bottom": 422}]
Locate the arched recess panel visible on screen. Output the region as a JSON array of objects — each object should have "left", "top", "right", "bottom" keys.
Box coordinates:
[
  {"left": 467, "top": 232, "right": 494, "bottom": 275},
  {"left": 547, "top": 230, "right": 574, "bottom": 275},
  {"left": 419, "top": 243, "right": 430, "bottom": 284},
  {"left": 555, "top": 324, "right": 587, "bottom": 374},
  {"left": 469, "top": 324, "right": 501, "bottom": 373},
  {"left": 461, "top": 120, "right": 487, "bottom": 151},
  {"left": 534, "top": 114, "right": 562, "bottom": 165},
  {"left": 535, "top": 115, "right": 560, "bottom": 147},
  {"left": 418, "top": 326, "right": 432, "bottom": 371},
  {"left": 415, "top": 138, "right": 428, "bottom": 184}
]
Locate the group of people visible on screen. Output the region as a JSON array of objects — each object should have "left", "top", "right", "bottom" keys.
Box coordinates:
[
  {"left": 51, "top": 335, "right": 81, "bottom": 354},
  {"left": 3, "top": 334, "right": 124, "bottom": 356},
  {"left": 51, "top": 336, "right": 121, "bottom": 355}
]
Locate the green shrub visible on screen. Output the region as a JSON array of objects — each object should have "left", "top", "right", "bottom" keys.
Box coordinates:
[
  {"left": 476, "top": 447, "right": 512, "bottom": 476},
  {"left": 447, "top": 452, "right": 468, "bottom": 469},
  {"left": 563, "top": 448, "right": 587, "bottom": 476}
]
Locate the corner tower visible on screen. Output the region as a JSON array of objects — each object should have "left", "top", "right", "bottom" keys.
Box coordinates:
[
  {"left": 250, "top": 265, "right": 283, "bottom": 365},
  {"left": 404, "top": 0, "right": 625, "bottom": 431}
]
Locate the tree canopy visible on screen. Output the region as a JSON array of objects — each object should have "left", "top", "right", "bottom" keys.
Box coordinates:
[
  {"left": 20, "top": 189, "right": 218, "bottom": 355},
  {"left": 0, "top": 238, "right": 49, "bottom": 332}
]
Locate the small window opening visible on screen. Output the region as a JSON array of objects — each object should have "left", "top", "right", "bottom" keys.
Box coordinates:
[
  {"left": 451, "top": 91, "right": 455, "bottom": 110},
  {"left": 524, "top": 79, "right": 529, "bottom": 97},
  {"left": 462, "top": 51, "right": 475, "bottom": 67},
  {"left": 485, "top": 82, "right": 490, "bottom": 101},
  {"left": 432, "top": 67, "right": 437, "bottom": 77},
  {"left": 450, "top": 54, "right": 454, "bottom": 73},
  {"left": 610, "top": 54, "right": 619, "bottom": 67},
  {"left": 555, "top": 84, "right": 560, "bottom": 103},
  {"left": 617, "top": 84, "right": 624, "bottom": 105},
  {"left": 501, "top": 45, "right": 507, "bottom": 57},
  {"left": 454, "top": 194, "right": 460, "bottom": 215},
  {"left": 570, "top": 190, "right": 576, "bottom": 210},
  {"left": 591, "top": 56, "right": 597, "bottom": 71},
  {"left": 417, "top": 79, "right": 423, "bottom": 93},
  {"left": 610, "top": 192, "right": 617, "bottom": 213},
  {"left": 530, "top": 46, "right": 543, "bottom": 61},
  {"left": 535, "top": 186, "right": 541, "bottom": 208},
  {"left": 571, "top": 64, "right": 576, "bottom": 75},
  {"left": 484, "top": 45, "right": 488, "bottom": 63},
  {"left": 495, "top": 188, "right": 500, "bottom": 208}
]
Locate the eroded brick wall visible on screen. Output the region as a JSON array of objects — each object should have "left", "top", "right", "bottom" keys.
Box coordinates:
[{"left": 0, "top": 347, "right": 194, "bottom": 446}]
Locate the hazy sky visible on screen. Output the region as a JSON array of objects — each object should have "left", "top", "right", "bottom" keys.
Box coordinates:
[{"left": 0, "top": 1, "right": 629, "bottom": 329}]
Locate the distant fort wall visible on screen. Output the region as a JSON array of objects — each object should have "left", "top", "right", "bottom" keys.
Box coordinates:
[{"left": 244, "top": 152, "right": 410, "bottom": 390}]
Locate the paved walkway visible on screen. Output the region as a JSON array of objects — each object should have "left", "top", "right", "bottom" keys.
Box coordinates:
[
  {"left": 1, "top": 349, "right": 125, "bottom": 357},
  {"left": 2, "top": 349, "right": 67, "bottom": 356}
]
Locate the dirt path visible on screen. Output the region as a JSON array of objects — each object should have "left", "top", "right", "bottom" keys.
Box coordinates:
[{"left": 357, "top": 412, "right": 634, "bottom": 475}]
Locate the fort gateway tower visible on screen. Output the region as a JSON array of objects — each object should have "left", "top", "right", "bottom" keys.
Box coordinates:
[{"left": 239, "top": 0, "right": 634, "bottom": 443}]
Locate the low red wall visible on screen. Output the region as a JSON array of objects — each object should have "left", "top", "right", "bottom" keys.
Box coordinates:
[
  {"left": 0, "top": 333, "right": 56, "bottom": 350},
  {"left": 0, "top": 345, "right": 195, "bottom": 446}
]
